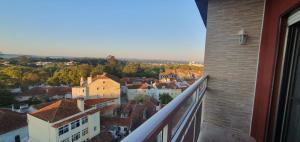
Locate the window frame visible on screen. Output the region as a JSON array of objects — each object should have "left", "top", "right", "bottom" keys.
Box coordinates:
[
  {"left": 58, "top": 125, "right": 69, "bottom": 136},
  {"left": 71, "top": 120, "right": 80, "bottom": 130}
]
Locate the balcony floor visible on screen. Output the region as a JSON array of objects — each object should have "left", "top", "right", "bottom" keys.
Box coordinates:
[{"left": 198, "top": 122, "right": 256, "bottom": 142}]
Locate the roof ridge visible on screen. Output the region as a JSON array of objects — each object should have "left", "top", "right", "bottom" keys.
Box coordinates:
[{"left": 51, "top": 100, "right": 63, "bottom": 122}]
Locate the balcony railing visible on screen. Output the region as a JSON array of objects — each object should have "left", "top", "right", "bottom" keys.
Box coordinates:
[{"left": 122, "top": 74, "right": 208, "bottom": 142}]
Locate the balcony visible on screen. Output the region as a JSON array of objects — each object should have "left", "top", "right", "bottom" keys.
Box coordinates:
[{"left": 121, "top": 75, "right": 254, "bottom": 142}]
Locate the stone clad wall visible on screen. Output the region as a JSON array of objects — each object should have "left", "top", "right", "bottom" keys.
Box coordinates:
[{"left": 203, "top": 0, "right": 265, "bottom": 134}]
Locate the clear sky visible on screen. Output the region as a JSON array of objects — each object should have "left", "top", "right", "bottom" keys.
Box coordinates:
[{"left": 0, "top": 0, "right": 206, "bottom": 62}]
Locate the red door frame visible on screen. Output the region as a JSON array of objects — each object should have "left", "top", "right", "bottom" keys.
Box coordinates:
[{"left": 251, "top": 0, "right": 300, "bottom": 142}]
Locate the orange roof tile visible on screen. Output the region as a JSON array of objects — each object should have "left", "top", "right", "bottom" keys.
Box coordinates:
[
  {"left": 84, "top": 98, "right": 117, "bottom": 107},
  {"left": 93, "top": 73, "right": 120, "bottom": 83},
  {"left": 30, "top": 99, "right": 81, "bottom": 123},
  {"left": 127, "top": 83, "right": 149, "bottom": 89}
]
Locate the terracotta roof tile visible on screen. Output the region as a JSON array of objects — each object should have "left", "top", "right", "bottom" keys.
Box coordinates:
[
  {"left": 84, "top": 98, "right": 117, "bottom": 107},
  {"left": 0, "top": 109, "right": 27, "bottom": 135},
  {"left": 127, "top": 83, "right": 149, "bottom": 89},
  {"left": 31, "top": 98, "right": 118, "bottom": 124},
  {"left": 101, "top": 117, "right": 131, "bottom": 127},
  {"left": 52, "top": 105, "right": 116, "bottom": 128},
  {"left": 93, "top": 73, "right": 120, "bottom": 83},
  {"left": 30, "top": 99, "right": 81, "bottom": 123}
]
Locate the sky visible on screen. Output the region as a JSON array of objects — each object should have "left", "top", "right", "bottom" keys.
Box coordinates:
[{"left": 0, "top": 0, "right": 206, "bottom": 62}]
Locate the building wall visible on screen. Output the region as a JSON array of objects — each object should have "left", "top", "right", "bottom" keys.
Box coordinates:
[
  {"left": 0, "top": 127, "right": 28, "bottom": 142},
  {"left": 28, "top": 115, "right": 56, "bottom": 142},
  {"left": 127, "top": 89, "right": 147, "bottom": 100},
  {"left": 88, "top": 79, "right": 120, "bottom": 98},
  {"left": 72, "top": 87, "right": 88, "bottom": 98},
  {"left": 204, "top": 0, "right": 265, "bottom": 134},
  {"left": 251, "top": 1, "right": 300, "bottom": 141},
  {"left": 28, "top": 112, "right": 101, "bottom": 142},
  {"left": 88, "top": 112, "right": 101, "bottom": 138}
]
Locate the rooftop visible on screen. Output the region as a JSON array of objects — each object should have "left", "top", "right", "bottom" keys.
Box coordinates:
[
  {"left": 30, "top": 98, "right": 117, "bottom": 123},
  {"left": 30, "top": 99, "right": 81, "bottom": 123},
  {"left": 127, "top": 83, "right": 150, "bottom": 89},
  {"left": 92, "top": 73, "right": 121, "bottom": 83},
  {"left": 0, "top": 109, "right": 27, "bottom": 135}
]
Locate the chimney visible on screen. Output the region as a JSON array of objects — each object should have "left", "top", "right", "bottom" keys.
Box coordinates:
[
  {"left": 77, "top": 98, "right": 85, "bottom": 112},
  {"left": 87, "top": 77, "right": 92, "bottom": 84},
  {"left": 80, "top": 77, "right": 84, "bottom": 86}
]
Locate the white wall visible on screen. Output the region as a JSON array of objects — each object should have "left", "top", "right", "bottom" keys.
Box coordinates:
[
  {"left": 88, "top": 112, "right": 100, "bottom": 138},
  {"left": 0, "top": 127, "right": 28, "bottom": 142},
  {"left": 127, "top": 89, "right": 147, "bottom": 100},
  {"left": 28, "top": 115, "right": 55, "bottom": 142}
]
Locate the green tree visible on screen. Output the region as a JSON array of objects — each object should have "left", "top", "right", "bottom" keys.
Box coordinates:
[
  {"left": 159, "top": 93, "right": 173, "bottom": 104},
  {"left": 122, "top": 64, "right": 138, "bottom": 76},
  {"left": 78, "top": 64, "right": 92, "bottom": 78},
  {"left": 23, "top": 72, "right": 40, "bottom": 86},
  {"left": 91, "top": 65, "right": 105, "bottom": 76},
  {"left": 16, "top": 56, "right": 30, "bottom": 66}
]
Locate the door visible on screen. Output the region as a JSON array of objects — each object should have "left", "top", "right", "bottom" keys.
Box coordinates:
[{"left": 276, "top": 20, "right": 300, "bottom": 142}]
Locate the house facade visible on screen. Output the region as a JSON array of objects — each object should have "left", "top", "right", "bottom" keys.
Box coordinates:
[{"left": 72, "top": 73, "right": 121, "bottom": 103}]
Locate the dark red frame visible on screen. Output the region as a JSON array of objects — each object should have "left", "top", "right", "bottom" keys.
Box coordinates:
[{"left": 251, "top": 0, "right": 300, "bottom": 142}]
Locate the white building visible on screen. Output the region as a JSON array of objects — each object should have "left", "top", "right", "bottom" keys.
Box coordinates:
[
  {"left": 28, "top": 98, "right": 117, "bottom": 142},
  {"left": 150, "top": 82, "right": 182, "bottom": 101},
  {"left": 0, "top": 109, "right": 28, "bottom": 142},
  {"left": 125, "top": 82, "right": 184, "bottom": 101},
  {"left": 126, "top": 83, "right": 149, "bottom": 100},
  {"left": 72, "top": 73, "right": 121, "bottom": 104}
]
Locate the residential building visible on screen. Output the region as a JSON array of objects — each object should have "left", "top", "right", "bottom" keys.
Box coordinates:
[
  {"left": 123, "top": 0, "right": 300, "bottom": 142},
  {"left": 126, "top": 83, "right": 150, "bottom": 100},
  {"left": 28, "top": 98, "right": 117, "bottom": 142},
  {"left": 152, "top": 82, "right": 182, "bottom": 100},
  {"left": 0, "top": 109, "right": 28, "bottom": 142},
  {"left": 125, "top": 81, "right": 183, "bottom": 101},
  {"left": 15, "top": 86, "right": 71, "bottom": 102},
  {"left": 72, "top": 73, "right": 121, "bottom": 103}
]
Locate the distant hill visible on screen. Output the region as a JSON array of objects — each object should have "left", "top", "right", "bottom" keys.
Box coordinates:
[{"left": 0, "top": 53, "right": 202, "bottom": 65}]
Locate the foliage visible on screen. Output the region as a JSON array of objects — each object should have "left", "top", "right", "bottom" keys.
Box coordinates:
[
  {"left": 0, "top": 56, "right": 204, "bottom": 89},
  {"left": 159, "top": 93, "right": 173, "bottom": 104},
  {"left": 134, "top": 95, "right": 146, "bottom": 103}
]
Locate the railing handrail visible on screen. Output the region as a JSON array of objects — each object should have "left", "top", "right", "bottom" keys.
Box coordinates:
[{"left": 122, "top": 74, "right": 208, "bottom": 142}]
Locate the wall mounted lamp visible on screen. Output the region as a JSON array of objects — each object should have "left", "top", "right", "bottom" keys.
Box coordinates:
[{"left": 238, "top": 29, "right": 248, "bottom": 45}]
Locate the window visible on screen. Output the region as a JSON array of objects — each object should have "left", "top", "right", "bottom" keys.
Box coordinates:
[
  {"left": 15, "top": 135, "right": 20, "bottom": 142},
  {"left": 71, "top": 132, "right": 80, "bottom": 142},
  {"left": 61, "top": 138, "right": 69, "bottom": 142},
  {"left": 94, "top": 126, "right": 97, "bottom": 131},
  {"left": 82, "top": 89, "right": 84, "bottom": 93},
  {"left": 102, "top": 87, "right": 105, "bottom": 90},
  {"left": 82, "top": 116, "right": 88, "bottom": 125},
  {"left": 59, "top": 125, "right": 69, "bottom": 136},
  {"left": 82, "top": 128, "right": 88, "bottom": 136},
  {"left": 71, "top": 120, "right": 80, "bottom": 129},
  {"left": 103, "top": 81, "right": 105, "bottom": 84}
]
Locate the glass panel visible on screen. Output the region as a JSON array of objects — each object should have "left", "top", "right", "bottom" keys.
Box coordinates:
[{"left": 171, "top": 91, "right": 196, "bottom": 136}]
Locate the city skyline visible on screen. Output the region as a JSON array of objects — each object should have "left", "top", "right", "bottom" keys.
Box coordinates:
[{"left": 0, "top": 0, "right": 206, "bottom": 62}]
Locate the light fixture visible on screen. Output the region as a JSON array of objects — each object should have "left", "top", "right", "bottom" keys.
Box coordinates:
[{"left": 238, "top": 29, "right": 248, "bottom": 45}]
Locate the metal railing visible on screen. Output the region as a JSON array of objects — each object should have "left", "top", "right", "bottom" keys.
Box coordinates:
[{"left": 122, "top": 74, "right": 208, "bottom": 142}]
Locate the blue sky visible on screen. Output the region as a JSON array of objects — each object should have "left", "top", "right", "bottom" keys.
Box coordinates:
[{"left": 0, "top": 0, "right": 206, "bottom": 61}]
